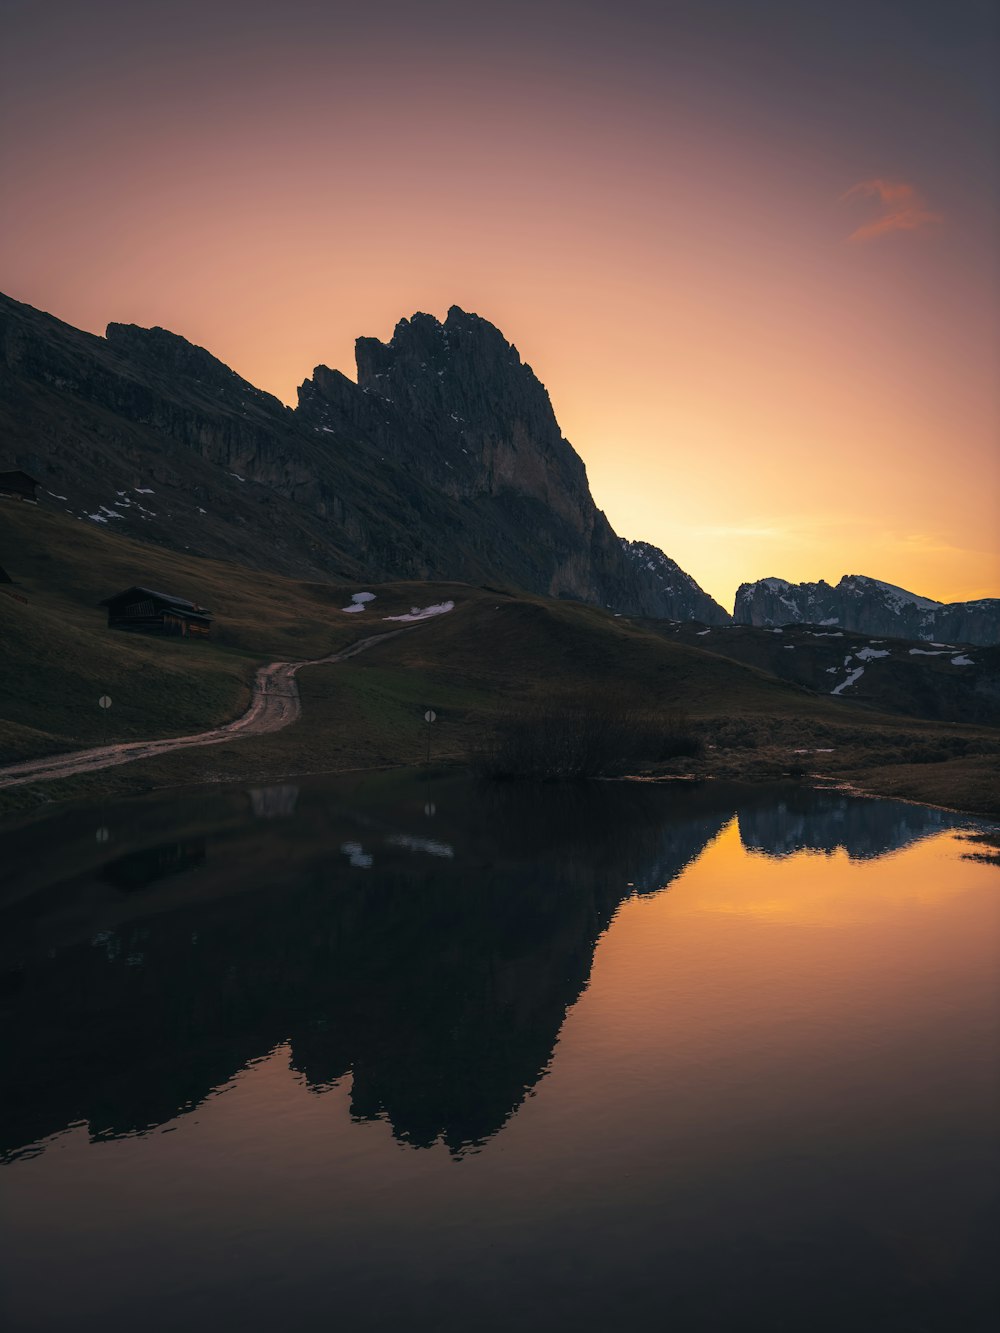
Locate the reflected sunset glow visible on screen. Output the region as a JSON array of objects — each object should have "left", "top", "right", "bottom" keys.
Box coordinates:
[{"left": 1, "top": 773, "right": 997, "bottom": 1329}]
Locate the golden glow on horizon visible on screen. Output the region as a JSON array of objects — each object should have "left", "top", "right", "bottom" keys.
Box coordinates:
[{"left": 2, "top": 16, "right": 997, "bottom": 610}]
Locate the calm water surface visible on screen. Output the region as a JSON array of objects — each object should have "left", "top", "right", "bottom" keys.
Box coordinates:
[{"left": 1, "top": 776, "right": 998, "bottom": 1332}]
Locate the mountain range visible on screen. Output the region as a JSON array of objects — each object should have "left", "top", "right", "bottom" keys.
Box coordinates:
[
  {"left": 736, "top": 575, "right": 1000, "bottom": 646},
  {"left": 2, "top": 291, "right": 997, "bottom": 644},
  {"left": 0, "top": 293, "right": 728, "bottom": 623}
]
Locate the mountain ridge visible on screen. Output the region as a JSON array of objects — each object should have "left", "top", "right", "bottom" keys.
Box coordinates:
[
  {"left": 5, "top": 291, "right": 995, "bottom": 642},
  {"left": 0, "top": 292, "right": 729, "bottom": 624},
  {"left": 735, "top": 573, "right": 999, "bottom": 645}
]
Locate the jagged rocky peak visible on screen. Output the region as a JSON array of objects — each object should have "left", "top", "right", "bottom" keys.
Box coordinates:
[
  {"left": 354, "top": 306, "right": 564, "bottom": 449},
  {"left": 357, "top": 307, "right": 522, "bottom": 385},
  {"left": 295, "top": 364, "right": 361, "bottom": 429},
  {"left": 621, "top": 540, "right": 731, "bottom": 625},
  {"left": 735, "top": 573, "right": 1000, "bottom": 646},
  {"left": 301, "top": 303, "right": 594, "bottom": 542},
  {"left": 295, "top": 303, "right": 727, "bottom": 621},
  {"left": 2, "top": 288, "right": 729, "bottom": 626},
  {"left": 356, "top": 310, "right": 453, "bottom": 382}
]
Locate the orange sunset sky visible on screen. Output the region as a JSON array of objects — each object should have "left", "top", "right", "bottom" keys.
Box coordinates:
[{"left": 1, "top": 0, "right": 997, "bottom": 609}]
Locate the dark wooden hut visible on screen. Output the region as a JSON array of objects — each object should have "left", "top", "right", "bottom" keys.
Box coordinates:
[
  {"left": 100, "top": 586, "right": 213, "bottom": 637},
  {"left": 0, "top": 471, "right": 39, "bottom": 503}
]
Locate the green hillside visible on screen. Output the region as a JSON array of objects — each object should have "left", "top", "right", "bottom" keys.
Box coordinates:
[
  {"left": 1, "top": 504, "right": 998, "bottom": 814},
  {"left": 0, "top": 504, "right": 466, "bottom": 761}
]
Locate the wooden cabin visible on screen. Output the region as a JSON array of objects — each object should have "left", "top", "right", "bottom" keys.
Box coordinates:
[
  {"left": 0, "top": 471, "right": 39, "bottom": 503},
  {"left": 100, "top": 586, "right": 213, "bottom": 637}
]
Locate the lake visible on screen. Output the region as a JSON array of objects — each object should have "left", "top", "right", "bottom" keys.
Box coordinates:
[{"left": 1, "top": 776, "right": 997, "bottom": 1332}]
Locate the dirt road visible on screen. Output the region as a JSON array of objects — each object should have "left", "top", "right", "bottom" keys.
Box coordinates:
[{"left": 0, "top": 626, "right": 419, "bottom": 792}]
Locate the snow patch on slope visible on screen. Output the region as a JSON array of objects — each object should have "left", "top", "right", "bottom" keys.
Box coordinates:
[
  {"left": 383, "top": 600, "right": 455, "bottom": 622},
  {"left": 831, "top": 665, "right": 865, "bottom": 696}
]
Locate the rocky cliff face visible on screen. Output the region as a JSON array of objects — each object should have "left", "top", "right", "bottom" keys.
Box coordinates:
[
  {"left": 619, "top": 541, "right": 731, "bottom": 625},
  {"left": 297, "top": 305, "right": 730, "bottom": 620},
  {"left": 0, "top": 294, "right": 370, "bottom": 576},
  {"left": 734, "top": 574, "right": 1000, "bottom": 645},
  {"left": 0, "top": 292, "right": 728, "bottom": 621}
]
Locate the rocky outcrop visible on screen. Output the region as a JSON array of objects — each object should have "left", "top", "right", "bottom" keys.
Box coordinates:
[
  {"left": 619, "top": 541, "right": 731, "bottom": 624},
  {"left": 1, "top": 291, "right": 725, "bottom": 621},
  {"left": 734, "top": 574, "right": 1000, "bottom": 646},
  {"left": 298, "top": 306, "right": 729, "bottom": 619}
]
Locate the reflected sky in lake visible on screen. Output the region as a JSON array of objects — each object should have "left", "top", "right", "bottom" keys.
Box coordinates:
[{"left": 0, "top": 777, "right": 997, "bottom": 1332}]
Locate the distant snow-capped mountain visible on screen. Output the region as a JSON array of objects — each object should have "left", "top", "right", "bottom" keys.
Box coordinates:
[{"left": 734, "top": 574, "right": 1000, "bottom": 645}]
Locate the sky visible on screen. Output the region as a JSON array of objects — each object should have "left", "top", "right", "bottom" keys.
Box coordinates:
[{"left": 1, "top": 0, "right": 997, "bottom": 609}]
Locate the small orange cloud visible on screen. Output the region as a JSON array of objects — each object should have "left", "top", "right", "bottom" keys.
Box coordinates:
[{"left": 841, "top": 179, "right": 942, "bottom": 242}]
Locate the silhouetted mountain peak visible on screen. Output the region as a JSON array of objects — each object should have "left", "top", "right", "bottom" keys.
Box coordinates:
[
  {"left": 355, "top": 306, "right": 559, "bottom": 445},
  {"left": 2, "top": 289, "right": 729, "bottom": 622}
]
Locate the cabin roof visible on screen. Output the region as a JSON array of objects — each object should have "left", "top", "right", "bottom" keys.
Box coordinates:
[
  {"left": 0, "top": 470, "right": 40, "bottom": 486},
  {"left": 100, "top": 585, "right": 212, "bottom": 617}
]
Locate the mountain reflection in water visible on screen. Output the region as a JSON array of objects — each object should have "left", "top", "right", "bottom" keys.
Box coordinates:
[
  {"left": 0, "top": 779, "right": 981, "bottom": 1164},
  {"left": 2, "top": 776, "right": 998, "bottom": 1333}
]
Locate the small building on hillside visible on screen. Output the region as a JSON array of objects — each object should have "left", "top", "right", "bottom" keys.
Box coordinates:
[
  {"left": 0, "top": 471, "right": 39, "bottom": 504},
  {"left": 100, "top": 586, "right": 213, "bottom": 637}
]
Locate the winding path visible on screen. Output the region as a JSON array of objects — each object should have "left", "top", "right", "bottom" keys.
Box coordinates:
[{"left": 0, "top": 625, "right": 420, "bottom": 792}]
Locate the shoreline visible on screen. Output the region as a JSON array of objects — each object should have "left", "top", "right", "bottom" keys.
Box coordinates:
[{"left": 2, "top": 757, "right": 997, "bottom": 830}]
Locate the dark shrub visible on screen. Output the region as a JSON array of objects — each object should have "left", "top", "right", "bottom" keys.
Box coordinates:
[{"left": 471, "top": 698, "right": 702, "bottom": 780}]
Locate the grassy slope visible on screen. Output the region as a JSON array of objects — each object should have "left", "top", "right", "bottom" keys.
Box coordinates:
[
  {"left": 0, "top": 504, "right": 466, "bottom": 760},
  {"left": 2, "top": 504, "right": 998, "bottom": 814}
]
